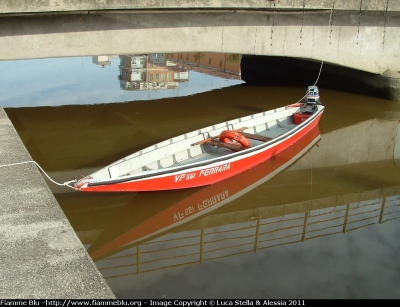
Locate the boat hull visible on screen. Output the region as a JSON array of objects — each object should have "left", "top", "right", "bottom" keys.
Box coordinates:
[{"left": 77, "top": 111, "right": 323, "bottom": 192}]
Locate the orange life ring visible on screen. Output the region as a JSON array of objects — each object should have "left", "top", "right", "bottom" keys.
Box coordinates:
[{"left": 219, "top": 130, "right": 251, "bottom": 148}]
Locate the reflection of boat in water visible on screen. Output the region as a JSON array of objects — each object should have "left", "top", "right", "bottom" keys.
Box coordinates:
[
  {"left": 88, "top": 123, "right": 322, "bottom": 260},
  {"left": 74, "top": 86, "right": 324, "bottom": 192}
]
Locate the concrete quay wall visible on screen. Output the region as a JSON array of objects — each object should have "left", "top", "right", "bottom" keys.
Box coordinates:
[{"left": 0, "top": 106, "right": 115, "bottom": 299}]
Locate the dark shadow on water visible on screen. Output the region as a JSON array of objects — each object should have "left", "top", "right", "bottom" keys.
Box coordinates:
[{"left": 241, "top": 55, "right": 395, "bottom": 100}]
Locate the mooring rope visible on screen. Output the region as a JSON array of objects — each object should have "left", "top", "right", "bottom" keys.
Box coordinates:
[
  {"left": 314, "top": 60, "right": 324, "bottom": 86},
  {"left": 0, "top": 160, "right": 76, "bottom": 189},
  {"left": 292, "top": 0, "right": 336, "bottom": 105}
]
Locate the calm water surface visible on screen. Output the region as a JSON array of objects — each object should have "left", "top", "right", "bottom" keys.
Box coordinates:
[{"left": 2, "top": 53, "right": 400, "bottom": 299}]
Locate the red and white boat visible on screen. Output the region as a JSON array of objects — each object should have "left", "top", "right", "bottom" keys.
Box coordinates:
[
  {"left": 88, "top": 122, "right": 322, "bottom": 259},
  {"left": 74, "top": 86, "right": 324, "bottom": 192}
]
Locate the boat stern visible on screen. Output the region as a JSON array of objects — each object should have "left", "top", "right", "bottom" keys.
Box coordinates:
[{"left": 293, "top": 85, "right": 323, "bottom": 124}]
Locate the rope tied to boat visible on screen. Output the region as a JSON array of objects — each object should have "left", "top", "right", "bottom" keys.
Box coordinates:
[
  {"left": 293, "top": 1, "right": 335, "bottom": 104},
  {"left": 0, "top": 160, "right": 76, "bottom": 189}
]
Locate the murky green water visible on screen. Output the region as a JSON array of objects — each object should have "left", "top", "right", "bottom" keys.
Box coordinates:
[{"left": 3, "top": 53, "right": 400, "bottom": 299}]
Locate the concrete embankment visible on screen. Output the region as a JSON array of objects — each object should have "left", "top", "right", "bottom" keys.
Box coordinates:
[{"left": 0, "top": 106, "right": 115, "bottom": 298}]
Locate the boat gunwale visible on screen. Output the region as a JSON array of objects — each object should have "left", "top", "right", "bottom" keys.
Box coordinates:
[{"left": 85, "top": 105, "right": 324, "bottom": 188}]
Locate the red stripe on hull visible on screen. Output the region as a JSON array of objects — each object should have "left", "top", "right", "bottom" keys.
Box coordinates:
[{"left": 80, "top": 112, "right": 323, "bottom": 192}]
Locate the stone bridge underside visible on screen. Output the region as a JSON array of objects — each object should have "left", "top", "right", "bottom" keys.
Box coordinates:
[{"left": 0, "top": 0, "right": 399, "bottom": 76}]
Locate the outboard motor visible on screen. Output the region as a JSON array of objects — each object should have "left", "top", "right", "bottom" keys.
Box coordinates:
[
  {"left": 294, "top": 86, "right": 322, "bottom": 124},
  {"left": 304, "top": 85, "right": 321, "bottom": 105}
]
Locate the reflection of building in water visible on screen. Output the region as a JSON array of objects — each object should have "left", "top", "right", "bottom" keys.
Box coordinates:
[
  {"left": 119, "top": 54, "right": 188, "bottom": 91},
  {"left": 92, "top": 55, "right": 118, "bottom": 68},
  {"left": 167, "top": 52, "right": 242, "bottom": 80}
]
